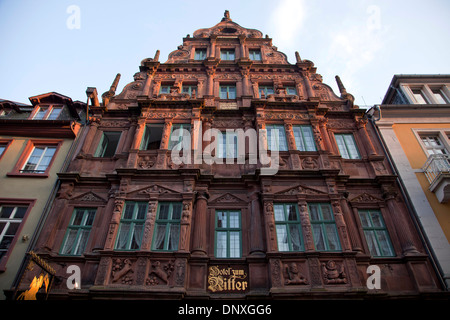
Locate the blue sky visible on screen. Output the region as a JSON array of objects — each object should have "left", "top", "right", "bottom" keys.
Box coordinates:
[{"left": 0, "top": 0, "right": 449, "bottom": 107}]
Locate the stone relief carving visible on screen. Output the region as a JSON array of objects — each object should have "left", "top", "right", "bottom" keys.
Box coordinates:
[
  {"left": 284, "top": 262, "right": 308, "bottom": 285},
  {"left": 322, "top": 260, "right": 347, "bottom": 284},
  {"left": 112, "top": 258, "right": 134, "bottom": 284},
  {"left": 301, "top": 157, "right": 319, "bottom": 170},
  {"left": 146, "top": 260, "right": 174, "bottom": 286}
]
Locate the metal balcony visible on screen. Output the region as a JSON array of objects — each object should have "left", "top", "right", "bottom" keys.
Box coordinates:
[{"left": 422, "top": 154, "right": 450, "bottom": 203}]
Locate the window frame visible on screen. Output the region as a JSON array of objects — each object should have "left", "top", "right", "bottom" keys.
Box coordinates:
[
  {"left": 308, "top": 203, "right": 341, "bottom": 252},
  {"left": 358, "top": 209, "right": 395, "bottom": 257},
  {"left": 152, "top": 202, "right": 182, "bottom": 252},
  {"left": 249, "top": 49, "right": 261, "bottom": 61},
  {"left": 59, "top": 208, "right": 96, "bottom": 256},
  {"left": 220, "top": 48, "right": 235, "bottom": 61},
  {"left": 114, "top": 201, "right": 147, "bottom": 251},
  {"left": 273, "top": 203, "right": 304, "bottom": 252},
  {"left": 140, "top": 123, "right": 164, "bottom": 150},
  {"left": 181, "top": 85, "right": 198, "bottom": 97},
  {"left": 219, "top": 84, "right": 237, "bottom": 100},
  {"left": 259, "top": 85, "right": 274, "bottom": 98},
  {"left": 217, "top": 131, "right": 238, "bottom": 159},
  {"left": 214, "top": 210, "right": 242, "bottom": 258},
  {"left": 0, "top": 139, "right": 12, "bottom": 161},
  {"left": 7, "top": 139, "right": 63, "bottom": 178},
  {"left": 30, "top": 104, "right": 64, "bottom": 120},
  {"left": 266, "top": 124, "right": 288, "bottom": 151},
  {"left": 293, "top": 125, "right": 317, "bottom": 151},
  {"left": 334, "top": 133, "right": 361, "bottom": 159},
  {"left": 168, "top": 123, "right": 191, "bottom": 151},
  {"left": 94, "top": 131, "right": 122, "bottom": 158},
  {"left": 0, "top": 199, "right": 34, "bottom": 271},
  {"left": 194, "top": 48, "right": 207, "bottom": 60}
]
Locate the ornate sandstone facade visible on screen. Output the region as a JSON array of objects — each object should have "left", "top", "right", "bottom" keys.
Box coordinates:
[{"left": 14, "top": 12, "right": 445, "bottom": 299}]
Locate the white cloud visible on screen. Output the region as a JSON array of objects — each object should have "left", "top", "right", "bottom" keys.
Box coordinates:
[{"left": 270, "top": 0, "right": 306, "bottom": 49}]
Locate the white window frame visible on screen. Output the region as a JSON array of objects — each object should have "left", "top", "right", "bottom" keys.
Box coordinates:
[{"left": 32, "top": 104, "right": 63, "bottom": 120}]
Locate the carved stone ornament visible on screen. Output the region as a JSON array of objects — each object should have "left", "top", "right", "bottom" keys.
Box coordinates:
[
  {"left": 138, "top": 155, "right": 157, "bottom": 169},
  {"left": 322, "top": 260, "right": 347, "bottom": 284},
  {"left": 349, "top": 192, "right": 383, "bottom": 203},
  {"left": 111, "top": 258, "right": 134, "bottom": 284},
  {"left": 146, "top": 260, "right": 174, "bottom": 286},
  {"left": 284, "top": 262, "right": 308, "bottom": 285},
  {"left": 301, "top": 157, "right": 319, "bottom": 170},
  {"left": 276, "top": 184, "right": 326, "bottom": 196}
]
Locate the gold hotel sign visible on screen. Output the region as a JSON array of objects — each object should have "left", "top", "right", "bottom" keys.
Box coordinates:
[{"left": 207, "top": 265, "right": 248, "bottom": 293}]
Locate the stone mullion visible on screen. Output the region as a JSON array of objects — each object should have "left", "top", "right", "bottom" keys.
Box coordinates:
[{"left": 140, "top": 200, "right": 158, "bottom": 251}]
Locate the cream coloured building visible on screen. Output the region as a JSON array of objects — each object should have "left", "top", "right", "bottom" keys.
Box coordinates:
[{"left": 371, "top": 74, "right": 450, "bottom": 289}]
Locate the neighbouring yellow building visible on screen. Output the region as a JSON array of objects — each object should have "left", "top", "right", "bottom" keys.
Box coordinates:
[
  {"left": 0, "top": 93, "right": 85, "bottom": 299},
  {"left": 372, "top": 74, "right": 450, "bottom": 290}
]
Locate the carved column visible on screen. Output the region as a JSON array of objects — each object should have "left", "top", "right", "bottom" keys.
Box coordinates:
[
  {"left": 249, "top": 192, "right": 265, "bottom": 256},
  {"left": 284, "top": 122, "right": 300, "bottom": 169},
  {"left": 191, "top": 191, "right": 209, "bottom": 256},
  {"left": 356, "top": 119, "right": 377, "bottom": 156},
  {"left": 160, "top": 120, "right": 173, "bottom": 150},
  {"left": 311, "top": 120, "right": 325, "bottom": 152},
  {"left": 80, "top": 118, "right": 100, "bottom": 156},
  {"left": 298, "top": 201, "right": 315, "bottom": 251},
  {"left": 318, "top": 118, "right": 333, "bottom": 154},
  {"left": 127, "top": 118, "right": 146, "bottom": 167},
  {"left": 140, "top": 200, "right": 158, "bottom": 251},
  {"left": 263, "top": 200, "right": 277, "bottom": 252},
  {"left": 340, "top": 197, "right": 364, "bottom": 253},
  {"left": 123, "top": 119, "right": 137, "bottom": 152},
  {"left": 209, "top": 36, "right": 216, "bottom": 58},
  {"left": 179, "top": 198, "right": 194, "bottom": 252},
  {"left": 383, "top": 186, "right": 419, "bottom": 255},
  {"left": 206, "top": 69, "right": 215, "bottom": 96},
  {"left": 303, "top": 73, "right": 315, "bottom": 99},
  {"left": 142, "top": 71, "right": 154, "bottom": 96},
  {"left": 104, "top": 198, "right": 125, "bottom": 250},
  {"left": 331, "top": 200, "right": 352, "bottom": 251},
  {"left": 239, "top": 35, "right": 247, "bottom": 58}
]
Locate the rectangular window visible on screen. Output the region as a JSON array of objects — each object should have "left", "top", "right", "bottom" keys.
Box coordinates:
[
  {"left": 358, "top": 209, "right": 395, "bottom": 257},
  {"left": 215, "top": 210, "right": 242, "bottom": 258},
  {"left": 21, "top": 146, "right": 57, "bottom": 173},
  {"left": 194, "top": 48, "right": 207, "bottom": 60},
  {"left": 182, "top": 85, "right": 197, "bottom": 97},
  {"left": 0, "top": 141, "right": 11, "bottom": 159},
  {"left": 420, "top": 135, "right": 448, "bottom": 155},
  {"left": 60, "top": 208, "right": 96, "bottom": 255},
  {"left": 0, "top": 205, "right": 28, "bottom": 263},
  {"left": 273, "top": 203, "right": 303, "bottom": 252},
  {"left": 266, "top": 125, "right": 288, "bottom": 151},
  {"left": 33, "top": 107, "right": 48, "bottom": 120},
  {"left": 159, "top": 85, "right": 171, "bottom": 94},
  {"left": 115, "top": 202, "right": 147, "bottom": 251},
  {"left": 411, "top": 88, "right": 429, "bottom": 104},
  {"left": 94, "top": 131, "right": 121, "bottom": 157},
  {"left": 219, "top": 85, "right": 236, "bottom": 99},
  {"left": 249, "top": 49, "right": 261, "bottom": 61},
  {"left": 308, "top": 203, "right": 341, "bottom": 251},
  {"left": 141, "top": 124, "right": 164, "bottom": 150},
  {"left": 286, "top": 86, "right": 297, "bottom": 95},
  {"left": 32, "top": 105, "right": 63, "bottom": 120},
  {"left": 218, "top": 131, "right": 237, "bottom": 159},
  {"left": 153, "top": 202, "right": 182, "bottom": 251},
  {"left": 293, "top": 125, "right": 316, "bottom": 151},
  {"left": 220, "top": 49, "right": 235, "bottom": 61},
  {"left": 259, "top": 85, "right": 274, "bottom": 98},
  {"left": 168, "top": 124, "right": 191, "bottom": 150},
  {"left": 335, "top": 133, "right": 360, "bottom": 159},
  {"left": 431, "top": 88, "right": 449, "bottom": 104}
]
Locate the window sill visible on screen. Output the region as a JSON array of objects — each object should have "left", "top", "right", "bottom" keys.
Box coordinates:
[{"left": 7, "top": 172, "right": 49, "bottom": 178}]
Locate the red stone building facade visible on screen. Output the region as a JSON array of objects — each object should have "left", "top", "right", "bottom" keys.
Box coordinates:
[{"left": 13, "top": 12, "right": 446, "bottom": 299}]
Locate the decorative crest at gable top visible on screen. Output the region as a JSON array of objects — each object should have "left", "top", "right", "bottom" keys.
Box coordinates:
[
  {"left": 71, "top": 191, "right": 107, "bottom": 203},
  {"left": 135, "top": 184, "right": 181, "bottom": 195},
  {"left": 275, "top": 184, "right": 327, "bottom": 196},
  {"left": 208, "top": 192, "right": 247, "bottom": 204},
  {"left": 193, "top": 10, "right": 263, "bottom": 39},
  {"left": 349, "top": 192, "right": 383, "bottom": 203}
]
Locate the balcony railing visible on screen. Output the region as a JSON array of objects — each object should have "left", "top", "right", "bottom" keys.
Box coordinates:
[{"left": 422, "top": 154, "right": 450, "bottom": 185}]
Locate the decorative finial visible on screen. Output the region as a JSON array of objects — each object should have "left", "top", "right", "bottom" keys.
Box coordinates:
[
  {"left": 102, "top": 73, "right": 121, "bottom": 106},
  {"left": 154, "top": 50, "right": 160, "bottom": 62},
  {"left": 295, "top": 51, "right": 302, "bottom": 63},
  {"left": 335, "top": 75, "right": 347, "bottom": 95},
  {"left": 222, "top": 10, "right": 231, "bottom": 22}
]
